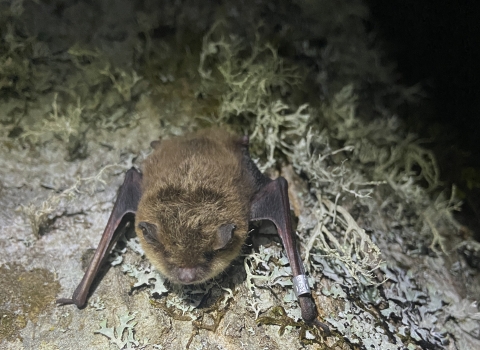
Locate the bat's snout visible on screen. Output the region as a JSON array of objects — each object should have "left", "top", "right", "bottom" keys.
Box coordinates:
[{"left": 177, "top": 267, "right": 200, "bottom": 284}]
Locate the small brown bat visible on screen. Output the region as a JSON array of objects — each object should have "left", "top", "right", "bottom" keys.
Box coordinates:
[{"left": 57, "top": 129, "right": 317, "bottom": 323}]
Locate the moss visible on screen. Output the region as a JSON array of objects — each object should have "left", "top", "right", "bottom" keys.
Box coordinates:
[
  {"left": 0, "top": 264, "right": 60, "bottom": 342},
  {"left": 257, "top": 306, "right": 332, "bottom": 347}
]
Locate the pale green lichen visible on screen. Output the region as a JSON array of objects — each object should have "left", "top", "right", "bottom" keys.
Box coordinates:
[
  {"left": 198, "top": 23, "right": 307, "bottom": 168},
  {"left": 67, "top": 43, "right": 143, "bottom": 105},
  {"left": 290, "top": 128, "right": 385, "bottom": 285},
  {"left": 375, "top": 265, "right": 448, "bottom": 347},
  {"left": 121, "top": 263, "right": 169, "bottom": 296},
  {"left": 21, "top": 94, "right": 84, "bottom": 144},
  {"left": 95, "top": 312, "right": 149, "bottom": 349},
  {"left": 315, "top": 84, "right": 460, "bottom": 254},
  {"left": 321, "top": 284, "right": 347, "bottom": 299},
  {"left": 302, "top": 195, "right": 384, "bottom": 286},
  {"left": 285, "top": 84, "right": 460, "bottom": 347},
  {"left": 326, "top": 301, "right": 404, "bottom": 350}
]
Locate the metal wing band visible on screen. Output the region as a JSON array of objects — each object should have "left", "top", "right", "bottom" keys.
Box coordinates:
[{"left": 293, "top": 274, "right": 311, "bottom": 297}]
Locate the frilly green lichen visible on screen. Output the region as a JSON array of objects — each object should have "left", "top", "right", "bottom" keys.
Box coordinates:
[
  {"left": 198, "top": 22, "right": 307, "bottom": 169},
  {"left": 311, "top": 84, "right": 460, "bottom": 254},
  {"left": 20, "top": 94, "right": 82, "bottom": 144}
]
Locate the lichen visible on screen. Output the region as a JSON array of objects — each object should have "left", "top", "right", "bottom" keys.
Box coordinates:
[
  {"left": 95, "top": 312, "right": 148, "bottom": 349},
  {"left": 1, "top": 1, "right": 478, "bottom": 349},
  {"left": 122, "top": 263, "right": 168, "bottom": 297},
  {"left": 198, "top": 22, "right": 307, "bottom": 168},
  {"left": 326, "top": 301, "right": 404, "bottom": 350}
]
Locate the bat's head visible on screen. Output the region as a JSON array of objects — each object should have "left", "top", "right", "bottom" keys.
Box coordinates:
[{"left": 135, "top": 183, "right": 251, "bottom": 285}]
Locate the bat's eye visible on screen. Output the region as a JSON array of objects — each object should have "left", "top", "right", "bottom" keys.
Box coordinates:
[
  {"left": 213, "top": 223, "right": 235, "bottom": 250},
  {"left": 138, "top": 221, "right": 159, "bottom": 245}
]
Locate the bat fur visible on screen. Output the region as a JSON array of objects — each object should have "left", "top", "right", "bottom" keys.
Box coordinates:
[{"left": 137, "top": 129, "right": 259, "bottom": 284}]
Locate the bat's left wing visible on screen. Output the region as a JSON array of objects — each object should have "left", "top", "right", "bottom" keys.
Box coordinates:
[
  {"left": 239, "top": 135, "right": 318, "bottom": 323},
  {"left": 249, "top": 176, "right": 318, "bottom": 323},
  {"left": 57, "top": 167, "right": 142, "bottom": 308}
]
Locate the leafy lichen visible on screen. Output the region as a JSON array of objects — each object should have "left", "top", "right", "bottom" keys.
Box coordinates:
[{"left": 95, "top": 312, "right": 144, "bottom": 349}]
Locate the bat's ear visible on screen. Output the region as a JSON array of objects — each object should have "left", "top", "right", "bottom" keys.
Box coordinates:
[
  {"left": 214, "top": 223, "right": 236, "bottom": 250},
  {"left": 138, "top": 221, "right": 159, "bottom": 245}
]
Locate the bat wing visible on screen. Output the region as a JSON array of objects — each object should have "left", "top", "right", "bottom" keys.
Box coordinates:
[
  {"left": 250, "top": 177, "right": 318, "bottom": 323},
  {"left": 239, "top": 136, "right": 317, "bottom": 323},
  {"left": 57, "top": 167, "right": 142, "bottom": 308}
]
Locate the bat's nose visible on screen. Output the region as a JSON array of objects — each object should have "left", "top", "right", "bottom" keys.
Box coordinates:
[{"left": 177, "top": 267, "right": 198, "bottom": 284}]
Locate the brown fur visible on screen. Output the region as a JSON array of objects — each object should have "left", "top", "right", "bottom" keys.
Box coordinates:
[{"left": 135, "top": 129, "right": 256, "bottom": 284}]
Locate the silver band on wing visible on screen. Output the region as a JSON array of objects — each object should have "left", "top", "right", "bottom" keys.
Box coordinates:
[{"left": 292, "top": 274, "right": 311, "bottom": 297}]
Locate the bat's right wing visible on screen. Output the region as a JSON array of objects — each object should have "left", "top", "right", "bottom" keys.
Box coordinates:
[{"left": 57, "top": 167, "right": 142, "bottom": 308}]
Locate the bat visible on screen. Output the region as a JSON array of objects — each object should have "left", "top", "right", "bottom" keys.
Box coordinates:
[{"left": 57, "top": 129, "right": 318, "bottom": 324}]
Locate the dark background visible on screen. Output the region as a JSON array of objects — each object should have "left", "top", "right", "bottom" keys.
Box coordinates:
[
  {"left": 368, "top": 0, "right": 480, "bottom": 168},
  {"left": 367, "top": 0, "right": 480, "bottom": 236}
]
